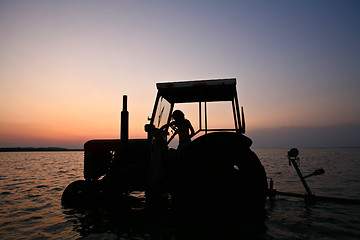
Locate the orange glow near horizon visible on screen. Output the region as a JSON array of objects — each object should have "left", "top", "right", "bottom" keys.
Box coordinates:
[{"left": 1, "top": 89, "right": 359, "bottom": 148}]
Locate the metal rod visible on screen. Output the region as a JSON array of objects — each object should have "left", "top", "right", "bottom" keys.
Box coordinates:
[
  {"left": 150, "top": 93, "right": 161, "bottom": 126},
  {"left": 241, "top": 106, "right": 246, "bottom": 134},
  {"left": 289, "top": 157, "right": 313, "bottom": 196},
  {"left": 303, "top": 168, "right": 325, "bottom": 179},
  {"left": 275, "top": 191, "right": 360, "bottom": 204},
  {"left": 231, "top": 99, "right": 238, "bottom": 130},
  {"left": 233, "top": 88, "right": 242, "bottom": 133},
  {"left": 199, "top": 102, "right": 202, "bottom": 131},
  {"left": 204, "top": 102, "right": 207, "bottom": 134}
]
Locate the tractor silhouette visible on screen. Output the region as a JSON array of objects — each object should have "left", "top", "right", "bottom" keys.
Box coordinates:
[{"left": 62, "top": 78, "right": 267, "bottom": 219}]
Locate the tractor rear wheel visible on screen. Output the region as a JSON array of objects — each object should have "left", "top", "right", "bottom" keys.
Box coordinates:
[{"left": 173, "top": 132, "right": 267, "bottom": 219}]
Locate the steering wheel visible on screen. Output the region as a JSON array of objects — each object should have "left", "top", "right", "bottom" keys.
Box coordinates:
[
  {"left": 161, "top": 124, "right": 177, "bottom": 145},
  {"left": 167, "top": 129, "right": 178, "bottom": 145}
]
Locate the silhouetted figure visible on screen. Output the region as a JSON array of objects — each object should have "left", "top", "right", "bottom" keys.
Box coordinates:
[{"left": 161, "top": 110, "right": 195, "bottom": 148}]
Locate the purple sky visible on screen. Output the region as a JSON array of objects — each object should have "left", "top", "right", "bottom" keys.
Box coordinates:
[{"left": 1, "top": 0, "right": 359, "bottom": 148}]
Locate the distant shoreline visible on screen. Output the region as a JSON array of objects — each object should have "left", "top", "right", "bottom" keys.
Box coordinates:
[
  {"left": 0, "top": 147, "right": 83, "bottom": 152},
  {"left": 1, "top": 147, "right": 358, "bottom": 152}
]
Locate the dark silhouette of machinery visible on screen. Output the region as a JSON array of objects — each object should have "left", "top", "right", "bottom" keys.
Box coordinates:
[{"left": 61, "top": 79, "right": 268, "bottom": 219}]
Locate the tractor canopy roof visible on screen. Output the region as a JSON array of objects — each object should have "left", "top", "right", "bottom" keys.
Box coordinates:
[{"left": 156, "top": 78, "right": 237, "bottom": 103}]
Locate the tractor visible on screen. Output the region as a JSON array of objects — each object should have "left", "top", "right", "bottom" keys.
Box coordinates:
[{"left": 61, "top": 78, "right": 267, "bottom": 219}]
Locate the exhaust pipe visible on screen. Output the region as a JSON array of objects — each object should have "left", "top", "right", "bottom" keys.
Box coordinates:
[{"left": 121, "top": 95, "right": 129, "bottom": 142}]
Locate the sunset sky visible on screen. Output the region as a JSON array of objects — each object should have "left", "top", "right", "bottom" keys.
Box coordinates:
[{"left": 1, "top": 0, "right": 359, "bottom": 148}]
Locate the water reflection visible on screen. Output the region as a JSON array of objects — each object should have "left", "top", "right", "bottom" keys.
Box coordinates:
[
  {"left": 1, "top": 150, "right": 360, "bottom": 239},
  {"left": 63, "top": 203, "right": 267, "bottom": 240}
]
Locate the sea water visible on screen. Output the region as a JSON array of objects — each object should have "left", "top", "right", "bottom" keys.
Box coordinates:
[{"left": 0, "top": 148, "right": 359, "bottom": 239}]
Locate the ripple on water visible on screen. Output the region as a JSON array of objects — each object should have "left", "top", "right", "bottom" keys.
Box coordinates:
[
  {"left": 0, "top": 191, "right": 12, "bottom": 195},
  {"left": 25, "top": 202, "right": 54, "bottom": 212},
  {"left": 50, "top": 187, "right": 63, "bottom": 192},
  {"left": 27, "top": 194, "right": 42, "bottom": 198}
]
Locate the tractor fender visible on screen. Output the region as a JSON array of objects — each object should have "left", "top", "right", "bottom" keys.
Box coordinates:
[{"left": 61, "top": 180, "right": 101, "bottom": 208}]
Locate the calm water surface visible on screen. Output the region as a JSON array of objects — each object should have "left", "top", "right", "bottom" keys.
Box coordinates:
[{"left": 0, "top": 148, "right": 359, "bottom": 239}]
